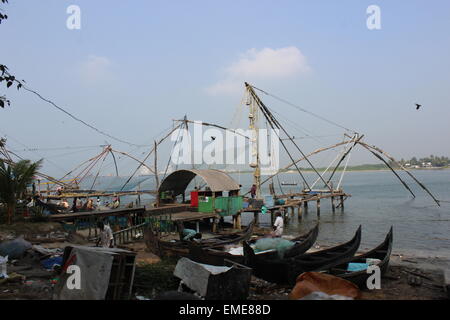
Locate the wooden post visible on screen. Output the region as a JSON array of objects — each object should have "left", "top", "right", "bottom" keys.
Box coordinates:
[
  {"left": 212, "top": 217, "right": 217, "bottom": 233},
  {"left": 154, "top": 140, "right": 159, "bottom": 188},
  {"left": 340, "top": 195, "right": 344, "bottom": 210},
  {"left": 331, "top": 196, "right": 335, "bottom": 212},
  {"left": 236, "top": 213, "right": 242, "bottom": 230},
  {"left": 254, "top": 211, "right": 259, "bottom": 226},
  {"left": 137, "top": 183, "right": 141, "bottom": 206},
  {"left": 298, "top": 206, "right": 302, "bottom": 220},
  {"left": 316, "top": 198, "right": 321, "bottom": 217}
]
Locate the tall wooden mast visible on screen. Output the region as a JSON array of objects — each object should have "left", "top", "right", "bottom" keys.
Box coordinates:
[{"left": 246, "top": 84, "right": 261, "bottom": 198}]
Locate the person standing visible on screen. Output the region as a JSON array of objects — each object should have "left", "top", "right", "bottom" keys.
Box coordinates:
[
  {"left": 96, "top": 221, "right": 114, "bottom": 248},
  {"left": 272, "top": 211, "right": 284, "bottom": 237},
  {"left": 71, "top": 197, "right": 78, "bottom": 213},
  {"left": 250, "top": 184, "right": 257, "bottom": 199}
]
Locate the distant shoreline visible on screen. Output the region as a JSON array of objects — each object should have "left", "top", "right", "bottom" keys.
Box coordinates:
[{"left": 225, "top": 166, "right": 450, "bottom": 174}]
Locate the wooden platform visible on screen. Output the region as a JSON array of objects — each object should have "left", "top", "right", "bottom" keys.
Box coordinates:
[
  {"left": 49, "top": 207, "right": 146, "bottom": 221},
  {"left": 160, "top": 211, "right": 219, "bottom": 222},
  {"left": 44, "top": 190, "right": 156, "bottom": 200},
  {"left": 49, "top": 204, "right": 193, "bottom": 222},
  {"left": 242, "top": 191, "right": 351, "bottom": 213}
]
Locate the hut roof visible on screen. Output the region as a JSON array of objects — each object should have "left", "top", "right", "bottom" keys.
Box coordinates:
[{"left": 158, "top": 169, "right": 240, "bottom": 196}]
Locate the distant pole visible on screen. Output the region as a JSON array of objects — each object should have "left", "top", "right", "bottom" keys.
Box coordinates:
[
  {"left": 154, "top": 140, "right": 160, "bottom": 207},
  {"left": 154, "top": 140, "right": 159, "bottom": 189}
]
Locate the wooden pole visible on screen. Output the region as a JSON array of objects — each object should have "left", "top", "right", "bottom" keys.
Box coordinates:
[
  {"left": 259, "top": 139, "right": 355, "bottom": 189},
  {"left": 359, "top": 144, "right": 416, "bottom": 199},
  {"left": 154, "top": 140, "right": 159, "bottom": 189},
  {"left": 326, "top": 135, "right": 363, "bottom": 185},
  {"left": 358, "top": 141, "right": 440, "bottom": 206},
  {"left": 236, "top": 212, "right": 242, "bottom": 230},
  {"left": 340, "top": 195, "right": 345, "bottom": 210},
  {"left": 316, "top": 198, "right": 321, "bottom": 217},
  {"left": 254, "top": 211, "right": 259, "bottom": 226},
  {"left": 154, "top": 140, "right": 160, "bottom": 207}
]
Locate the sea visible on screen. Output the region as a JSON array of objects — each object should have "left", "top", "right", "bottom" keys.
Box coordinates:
[{"left": 80, "top": 169, "right": 450, "bottom": 258}]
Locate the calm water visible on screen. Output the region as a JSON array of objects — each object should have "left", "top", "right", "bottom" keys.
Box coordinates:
[
  {"left": 84, "top": 169, "right": 450, "bottom": 257},
  {"left": 229, "top": 170, "right": 450, "bottom": 257}
]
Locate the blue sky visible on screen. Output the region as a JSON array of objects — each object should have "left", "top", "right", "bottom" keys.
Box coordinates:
[{"left": 1, "top": 0, "right": 450, "bottom": 177}]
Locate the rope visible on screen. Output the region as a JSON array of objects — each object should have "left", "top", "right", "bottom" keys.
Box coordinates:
[
  {"left": 337, "top": 151, "right": 351, "bottom": 190},
  {"left": 250, "top": 84, "right": 357, "bottom": 134},
  {"left": 20, "top": 84, "right": 140, "bottom": 147}
]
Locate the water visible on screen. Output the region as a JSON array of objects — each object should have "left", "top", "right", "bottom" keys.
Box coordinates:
[
  {"left": 93, "top": 169, "right": 450, "bottom": 257},
  {"left": 231, "top": 170, "right": 450, "bottom": 257}
]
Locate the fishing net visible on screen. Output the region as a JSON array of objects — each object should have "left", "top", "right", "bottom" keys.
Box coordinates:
[{"left": 253, "top": 238, "right": 295, "bottom": 258}]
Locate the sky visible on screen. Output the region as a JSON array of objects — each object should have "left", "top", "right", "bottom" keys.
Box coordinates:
[{"left": 1, "top": 0, "right": 450, "bottom": 177}]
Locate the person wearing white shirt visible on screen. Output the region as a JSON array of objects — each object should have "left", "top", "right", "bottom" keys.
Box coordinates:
[
  {"left": 96, "top": 221, "right": 114, "bottom": 248},
  {"left": 272, "top": 211, "right": 284, "bottom": 237}
]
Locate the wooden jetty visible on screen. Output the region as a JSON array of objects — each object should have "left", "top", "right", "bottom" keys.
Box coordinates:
[
  {"left": 242, "top": 190, "right": 351, "bottom": 225},
  {"left": 49, "top": 203, "right": 222, "bottom": 240},
  {"left": 43, "top": 190, "right": 156, "bottom": 200}
]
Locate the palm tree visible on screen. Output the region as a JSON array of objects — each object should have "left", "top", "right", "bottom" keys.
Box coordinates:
[{"left": 0, "top": 159, "right": 42, "bottom": 224}]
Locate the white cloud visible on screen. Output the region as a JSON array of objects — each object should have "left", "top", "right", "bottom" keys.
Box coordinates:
[
  {"left": 206, "top": 47, "right": 310, "bottom": 95},
  {"left": 79, "top": 55, "right": 114, "bottom": 84}
]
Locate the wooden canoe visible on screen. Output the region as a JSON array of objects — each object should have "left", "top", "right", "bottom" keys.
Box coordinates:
[
  {"left": 243, "top": 225, "right": 362, "bottom": 285},
  {"left": 188, "top": 223, "right": 319, "bottom": 266},
  {"left": 145, "top": 219, "right": 255, "bottom": 257},
  {"left": 326, "top": 226, "right": 393, "bottom": 288}
]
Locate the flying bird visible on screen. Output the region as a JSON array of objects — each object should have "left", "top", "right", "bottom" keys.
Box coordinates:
[
  {"left": 415, "top": 103, "right": 422, "bottom": 110},
  {"left": 211, "top": 136, "right": 216, "bottom": 141}
]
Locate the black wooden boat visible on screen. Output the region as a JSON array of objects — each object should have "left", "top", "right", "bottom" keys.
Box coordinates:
[
  {"left": 145, "top": 219, "right": 255, "bottom": 257},
  {"left": 325, "top": 226, "right": 393, "bottom": 288},
  {"left": 243, "top": 225, "right": 362, "bottom": 284},
  {"left": 188, "top": 223, "right": 319, "bottom": 266}
]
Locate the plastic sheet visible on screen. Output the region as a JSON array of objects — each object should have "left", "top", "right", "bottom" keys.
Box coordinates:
[
  {"left": 347, "top": 263, "right": 369, "bottom": 272},
  {"left": 253, "top": 238, "right": 295, "bottom": 258},
  {"left": 0, "top": 237, "right": 32, "bottom": 259}
]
